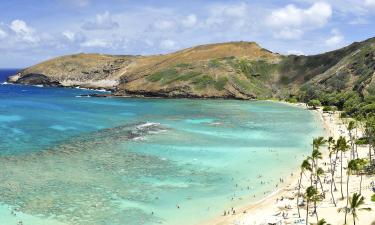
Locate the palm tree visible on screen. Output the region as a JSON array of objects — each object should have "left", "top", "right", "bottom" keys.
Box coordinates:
[
  {"left": 312, "top": 137, "right": 326, "bottom": 187},
  {"left": 297, "top": 159, "right": 312, "bottom": 218},
  {"left": 348, "top": 121, "right": 356, "bottom": 160},
  {"left": 345, "top": 193, "right": 371, "bottom": 225},
  {"left": 345, "top": 159, "right": 358, "bottom": 224},
  {"left": 352, "top": 158, "right": 368, "bottom": 195},
  {"left": 328, "top": 137, "right": 337, "bottom": 206},
  {"left": 313, "top": 137, "right": 327, "bottom": 151},
  {"left": 365, "top": 116, "right": 375, "bottom": 163},
  {"left": 309, "top": 148, "right": 323, "bottom": 215},
  {"left": 335, "top": 136, "right": 350, "bottom": 199},
  {"left": 317, "top": 218, "right": 331, "bottom": 225},
  {"left": 305, "top": 186, "right": 321, "bottom": 223},
  {"left": 311, "top": 149, "right": 322, "bottom": 186},
  {"left": 316, "top": 167, "right": 325, "bottom": 194}
]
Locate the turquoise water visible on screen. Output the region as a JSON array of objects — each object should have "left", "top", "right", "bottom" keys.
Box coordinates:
[{"left": 0, "top": 70, "right": 323, "bottom": 225}]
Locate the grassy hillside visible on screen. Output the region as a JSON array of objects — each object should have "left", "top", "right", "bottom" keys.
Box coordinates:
[{"left": 8, "top": 38, "right": 375, "bottom": 113}]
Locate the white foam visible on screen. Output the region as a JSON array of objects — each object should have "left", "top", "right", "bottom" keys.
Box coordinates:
[
  {"left": 131, "top": 136, "right": 145, "bottom": 141},
  {"left": 136, "top": 122, "right": 160, "bottom": 129}
]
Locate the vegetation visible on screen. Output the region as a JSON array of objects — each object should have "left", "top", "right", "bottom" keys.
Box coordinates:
[
  {"left": 208, "top": 59, "right": 222, "bottom": 68},
  {"left": 317, "top": 218, "right": 331, "bottom": 225},
  {"left": 147, "top": 68, "right": 178, "bottom": 82},
  {"left": 342, "top": 193, "right": 371, "bottom": 225},
  {"left": 297, "top": 131, "right": 374, "bottom": 225},
  {"left": 308, "top": 99, "right": 321, "bottom": 109},
  {"left": 305, "top": 186, "right": 321, "bottom": 223},
  {"left": 214, "top": 77, "right": 228, "bottom": 91}
]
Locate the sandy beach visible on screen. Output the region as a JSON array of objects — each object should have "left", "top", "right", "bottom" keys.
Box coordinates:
[{"left": 205, "top": 106, "right": 375, "bottom": 225}]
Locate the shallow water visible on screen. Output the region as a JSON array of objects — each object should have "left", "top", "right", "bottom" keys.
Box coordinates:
[{"left": 0, "top": 69, "right": 323, "bottom": 225}]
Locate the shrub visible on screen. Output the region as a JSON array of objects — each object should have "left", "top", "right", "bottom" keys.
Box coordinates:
[
  {"left": 192, "top": 75, "right": 216, "bottom": 89},
  {"left": 208, "top": 59, "right": 221, "bottom": 68},
  {"left": 323, "top": 105, "right": 337, "bottom": 112},
  {"left": 355, "top": 137, "right": 369, "bottom": 145},
  {"left": 214, "top": 77, "right": 228, "bottom": 91},
  {"left": 175, "top": 63, "right": 192, "bottom": 68},
  {"left": 308, "top": 99, "right": 321, "bottom": 109},
  {"left": 287, "top": 97, "right": 298, "bottom": 103},
  {"left": 147, "top": 69, "right": 178, "bottom": 82}
]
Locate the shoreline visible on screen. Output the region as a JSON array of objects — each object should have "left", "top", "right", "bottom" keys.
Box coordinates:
[{"left": 203, "top": 105, "right": 342, "bottom": 225}]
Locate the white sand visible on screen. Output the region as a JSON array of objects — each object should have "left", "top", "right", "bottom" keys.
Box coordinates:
[{"left": 205, "top": 108, "right": 375, "bottom": 225}]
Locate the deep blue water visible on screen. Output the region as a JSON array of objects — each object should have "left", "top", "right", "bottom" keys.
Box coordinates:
[
  {"left": 0, "top": 69, "right": 17, "bottom": 82},
  {"left": 0, "top": 69, "right": 323, "bottom": 225}
]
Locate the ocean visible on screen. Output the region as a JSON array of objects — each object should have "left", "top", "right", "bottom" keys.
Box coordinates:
[{"left": 0, "top": 69, "right": 323, "bottom": 225}]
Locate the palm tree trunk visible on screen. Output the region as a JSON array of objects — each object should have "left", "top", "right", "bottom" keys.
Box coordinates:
[
  {"left": 332, "top": 154, "right": 338, "bottom": 191},
  {"left": 329, "top": 154, "right": 337, "bottom": 206},
  {"left": 318, "top": 176, "right": 324, "bottom": 194},
  {"left": 340, "top": 151, "right": 344, "bottom": 199},
  {"left": 306, "top": 200, "right": 309, "bottom": 225},
  {"left": 353, "top": 211, "right": 356, "bottom": 225},
  {"left": 315, "top": 159, "right": 318, "bottom": 190},
  {"left": 355, "top": 128, "right": 358, "bottom": 158},
  {"left": 297, "top": 172, "right": 302, "bottom": 218},
  {"left": 369, "top": 144, "right": 372, "bottom": 162},
  {"left": 349, "top": 131, "right": 353, "bottom": 160},
  {"left": 345, "top": 174, "right": 349, "bottom": 224}
]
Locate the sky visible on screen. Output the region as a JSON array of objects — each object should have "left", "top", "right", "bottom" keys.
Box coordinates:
[{"left": 0, "top": 0, "right": 374, "bottom": 68}]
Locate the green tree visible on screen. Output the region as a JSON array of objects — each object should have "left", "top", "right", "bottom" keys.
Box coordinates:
[
  {"left": 347, "top": 121, "right": 356, "bottom": 160},
  {"left": 345, "top": 160, "right": 358, "bottom": 224},
  {"left": 327, "top": 137, "right": 337, "bottom": 206},
  {"left": 316, "top": 167, "right": 325, "bottom": 194},
  {"left": 305, "top": 186, "right": 322, "bottom": 223},
  {"left": 351, "top": 159, "right": 368, "bottom": 195},
  {"left": 308, "top": 99, "right": 322, "bottom": 109},
  {"left": 365, "top": 116, "right": 375, "bottom": 162},
  {"left": 334, "top": 136, "right": 350, "bottom": 199},
  {"left": 297, "top": 159, "right": 312, "bottom": 218},
  {"left": 317, "top": 218, "right": 331, "bottom": 225},
  {"left": 341, "top": 193, "right": 371, "bottom": 225}
]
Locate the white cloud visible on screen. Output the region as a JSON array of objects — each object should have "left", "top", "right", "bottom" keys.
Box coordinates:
[
  {"left": 325, "top": 29, "right": 344, "bottom": 47},
  {"left": 267, "top": 2, "right": 332, "bottom": 40},
  {"left": 0, "top": 28, "right": 7, "bottom": 39},
  {"left": 62, "top": 30, "right": 75, "bottom": 42},
  {"left": 75, "top": 0, "right": 90, "bottom": 7},
  {"left": 63, "top": 0, "right": 90, "bottom": 7},
  {"left": 287, "top": 50, "right": 305, "bottom": 55},
  {"left": 349, "top": 17, "right": 369, "bottom": 25},
  {"left": 10, "top": 19, "right": 39, "bottom": 43},
  {"left": 206, "top": 3, "right": 248, "bottom": 28},
  {"left": 160, "top": 39, "right": 177, "bottom": 50},
  {"left": 364, "top": 0, "right": 375, "bottom": 7},
  {"left": 62, "top": 30, "right": 85, "bottom": 43},
  {"left": 182, "top": 14, "right": 198, "bottom": 28},
  {"left": 153, "top": 20, "right": 176, "bottom": 30},
  {"left": 278, "top": 28, "right": 303, "bottom": 40},
  {"left": 81, "top": 39, "right": 110, "bottom": 48},
  {"left": 82, "top": 11, "right": 119, "bottom": 30}
]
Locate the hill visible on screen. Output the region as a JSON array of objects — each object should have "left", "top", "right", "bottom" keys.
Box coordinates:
[{"left": 8, "top": 38, "right": 375, "bottom": 106}]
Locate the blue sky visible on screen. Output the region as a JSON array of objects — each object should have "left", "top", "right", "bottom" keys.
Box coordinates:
[{"left": 0, "top": 0, "right": 374, "bottom": 67}]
